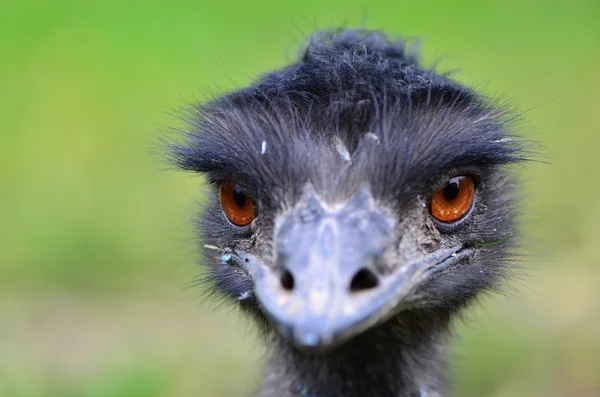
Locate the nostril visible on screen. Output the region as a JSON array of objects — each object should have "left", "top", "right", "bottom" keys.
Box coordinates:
[
  {"left": 280, "top": 269, "right": 295, "bottom": 291},
  {"left": 349, "top": 268, "right": 379, "bottom": 292}
]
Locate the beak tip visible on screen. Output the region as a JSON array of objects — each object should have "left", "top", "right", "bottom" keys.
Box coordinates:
[
  {"left": 273, "top": 318, "right": 336, "bottom": 351},
  {"left": 293, "top": 328, "right": 322, "bottom": 348}
]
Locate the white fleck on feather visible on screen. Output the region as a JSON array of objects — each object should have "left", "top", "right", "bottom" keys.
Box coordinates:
[
  {"left": 334, "top": 136, "right": 351, "bottom": 163},
  {"left": 365, "top": 132, "right": 380, "bottom": 144},
  {"left": 261, "top": 140, "right": 267, "bottom": 155}
]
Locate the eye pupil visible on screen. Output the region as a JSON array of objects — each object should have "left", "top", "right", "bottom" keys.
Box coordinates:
[
  {"left": 443, "top": 178, "right": 460, "bottom": 201},
  {"left": 233, "top": 187, "right": 247, "bottom": 207}
]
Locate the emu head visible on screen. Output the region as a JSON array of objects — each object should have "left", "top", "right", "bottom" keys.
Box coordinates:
[{"left": 174, "top": 30, "right": 524, "bottom": 351}]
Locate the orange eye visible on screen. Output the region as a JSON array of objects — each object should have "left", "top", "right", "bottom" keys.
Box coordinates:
[
  {"left": 430, "top": 176, "right": 475, "bottom": 222},
  {"left": 219, "top": 181, "right": 256, "bottom": 226}
]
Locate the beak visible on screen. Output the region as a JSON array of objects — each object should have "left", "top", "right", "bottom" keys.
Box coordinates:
[{"left": 243, "top": 188, "right": 463, "bottom": 350}]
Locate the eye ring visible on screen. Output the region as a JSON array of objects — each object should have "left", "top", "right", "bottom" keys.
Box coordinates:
[
  {"left": 219, "top": 181, "right": 256, "bottom": 226},
  {"left": 430, "top": 176, "right": 476, "bottom": 223}
]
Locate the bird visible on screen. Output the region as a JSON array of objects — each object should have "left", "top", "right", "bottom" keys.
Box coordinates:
[{"left": 172, "top": 29, "right": 526, "bottom": 397}]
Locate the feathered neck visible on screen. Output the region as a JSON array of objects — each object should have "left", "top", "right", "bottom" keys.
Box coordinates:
[{"left": 256, "top": 310, "right": 453, "bottom": 397}]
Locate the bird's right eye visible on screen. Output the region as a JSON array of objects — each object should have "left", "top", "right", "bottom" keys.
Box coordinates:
[{"left": 219, "top": 181, "right": 256, "bottom": 226}]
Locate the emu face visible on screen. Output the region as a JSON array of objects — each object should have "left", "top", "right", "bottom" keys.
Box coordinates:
[{"left": 175, "top": 30, "right": 523, "bottom": 352}]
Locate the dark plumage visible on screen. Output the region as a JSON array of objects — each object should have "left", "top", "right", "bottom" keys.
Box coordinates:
[{"left": 173, "top": 29, "right": 526, "bottom": 397}]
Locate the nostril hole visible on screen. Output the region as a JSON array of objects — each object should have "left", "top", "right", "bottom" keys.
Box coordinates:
[
  {"left": 350, "top": 268, "right": 379, "bottom": 292},
  {"left": 280, "top": 269, "right": 295, "bottom": 291}
]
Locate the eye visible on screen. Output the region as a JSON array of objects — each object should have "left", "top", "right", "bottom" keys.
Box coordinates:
[
  {"left": 430, "top": 176, "right": 475, "bottom": 223},
  {"left": 219, "top": 181, "right": 256, "bottom": 226}
]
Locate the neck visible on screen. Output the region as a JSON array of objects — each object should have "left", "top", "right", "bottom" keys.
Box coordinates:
[{"left": 257, "top": 310, "right": 453, "bottom": 397}]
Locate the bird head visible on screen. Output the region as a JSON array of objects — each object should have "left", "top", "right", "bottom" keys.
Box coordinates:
[{"left": 174, "top": 30, "right": 525, "bottom": 352}]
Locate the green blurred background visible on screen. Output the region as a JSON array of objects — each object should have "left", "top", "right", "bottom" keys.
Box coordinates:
[{"left": 1, "top": 1, "right": 599, "bottom": 396}]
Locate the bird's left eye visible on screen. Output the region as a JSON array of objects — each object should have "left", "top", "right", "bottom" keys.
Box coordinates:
[
  {"left": 430, "top": 176, "right": 475, "bottom": 223},
  {"left": 219, "top": 181, "right": 256, "bottom": 226}
]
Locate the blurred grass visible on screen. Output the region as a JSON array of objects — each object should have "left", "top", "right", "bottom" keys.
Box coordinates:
[{"left": 1, "top": 0, "right": 599, "bottom": 396}]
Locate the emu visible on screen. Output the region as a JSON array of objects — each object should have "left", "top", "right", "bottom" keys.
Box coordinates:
[{"left": 173, "top": 29, "right": 525, "bottom": 397}]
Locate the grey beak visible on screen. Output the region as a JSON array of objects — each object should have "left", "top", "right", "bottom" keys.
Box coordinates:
[{"left": 246, "top": 188, "right": 462, "bottom": 350}]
